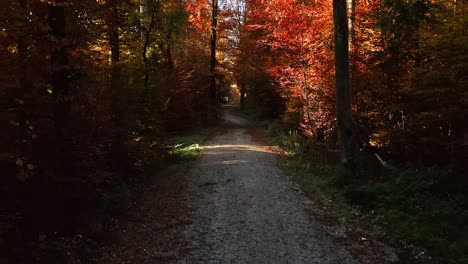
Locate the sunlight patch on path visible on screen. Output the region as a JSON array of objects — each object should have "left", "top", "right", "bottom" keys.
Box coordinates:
[{"left": 204, "top": 144, "right": 274, "bottom": 154}]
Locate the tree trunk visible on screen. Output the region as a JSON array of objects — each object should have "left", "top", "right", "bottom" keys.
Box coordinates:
[
  {"left": 48, "top": 1, "right": 70, "bottom": 174},
  {"left": 142, "top": 30, "right": 150, "bottom": 92},
  {"left": 349, "top": 0, "right": 356, "bottom": 85},
  {"left": 166, "top": 32, "right": 174, "bottom": 71},
  {"left": 333, "top": 0, "right": 357, "bottom": 176},
  {"left": 109, "top": 6, "right": 121, "bottom": 95},
  {"left": 18, "top": 0, "right": 31, "bottom": 140},
  {"left": 18, "top": 0, "right": 31, "bottom": 95},
  {"left": 209, "top": 0, "right": 219, "bottom": 124},
  {"left": 141, "top": 11, "right": 155, "bottom": 94},
  {"left": 139, "top": 0, "right": 149, "bottom": 27},
  {"left": 349, "top": 0, "right": 356, "bottom": 53},
  {"left": 108, "top": 4, "right": 128, "bottom": 171}
]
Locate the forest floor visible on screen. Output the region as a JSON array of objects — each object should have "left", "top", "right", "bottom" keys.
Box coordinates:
[{"left": 98, "top": 106, "right": 403, "bottom": 263}]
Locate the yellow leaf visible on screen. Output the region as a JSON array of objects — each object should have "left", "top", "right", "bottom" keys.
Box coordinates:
[{"left": 47, "top": 84, "right": 53, "bottom": 94}]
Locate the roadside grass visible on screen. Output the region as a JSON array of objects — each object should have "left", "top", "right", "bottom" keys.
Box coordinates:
[
  {"left": 164, "top": 127, "right": 214, "bottom": 160},
  {"left": 267, "top": 120, "right": 468, "bottom": 264},
  {"left": 286, "top": 156, "right": 345, "bottom": 208},
  {"left": 143, "top": 126, "right": 217, "bottom": 199},
  {"left": 347, "top": 167, "right": 468, "bottom": 263}
]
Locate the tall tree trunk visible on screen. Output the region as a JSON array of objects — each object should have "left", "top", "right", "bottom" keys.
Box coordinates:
[
  {"left": 349, "top": 0, "right": 356, "bottom": 52},
  {"left": 142, "top": 33, "right": 150, "bottom": 93},
  {"left": 109, "top": 6, "right": 121, "bottom": 95},
  {"left": 333, "top": 0, "right": 357, "bottom": 176},
  {"left": 140, "top": 0, "right": 155, "bottom": 94},
  {"left": 349, "top": 0, "right": 356, "bottom": 85},
  {"left": 142, "top": 13, "right": 155, "bottom": 93},
  {"left": 140, "top": 0, "right": 149, "bottom": 27},
  {"left": 48, "top": 1, "right": 70, "bottom": 174},
  {"left": 18, "top": 0, "right": 31, "bottom": 138},
  {"left": 18, "top": 0, "right": 31, "bottom": 95},
  {"left": 166, "top": 32, "right": 174, "bottom": 71},
  {"left": 108, "top": 4, "right": 128, "bottom": 171},
  {"left": 209, "top": 0, "right": 219, "bottom": 124}
]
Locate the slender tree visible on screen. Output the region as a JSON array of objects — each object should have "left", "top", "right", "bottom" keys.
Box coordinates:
[
  {"left": 48, "top": 0, "right": 71, "bottom": 174},
  {"left": 209, "top": 0, "right": 219, "bottom": 123},
  {"left": 140, "top": 0, "right": 156, "bottom": 93},
  {"left": 17, "top": 0, "right": 31, "bottom": 142},
  {"left": 107, "top": 1, "right": 128, "bottom": 171},
  {"left": 18, "top": 0, "right": 31, "bottom": 95},
  {"left": 333, "top": 0, "right": 357, "bottom": 175},
  {"left": 109, "top": 4, "right": 121, "bottom": 94}
]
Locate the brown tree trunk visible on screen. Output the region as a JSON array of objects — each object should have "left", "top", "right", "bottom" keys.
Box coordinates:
[
  {"left": 333, "top": 0, "right": 357, "bottom": 176},
  {"left": 142, "top": 13, "right": 155, "bottom": 93},
  {"left": 349, "top": 0, "right": 356, "bottom": 52},
  {"left": 48, "top": 1, "right": 70, "bottom": 174},
  {"left": 18, "top": 0, "right": 31, "bottom": 95},
  {"left": 209, "top": 0, "right": 219, "bottom": 124},
  {"left": 109, "top": 6, "right": 121, "bottom": 94},
  {"left": 18, "top": 0, "right": 31, "bottom": 138},
  {"left": 166, "top": 32, "right": 174, "bottom": 71},
  {"left": 349, "top": 0, "right": 356, "bottom": 84},
  {"left": 108, "top": 4, "right": 128, "bottom": 171}
]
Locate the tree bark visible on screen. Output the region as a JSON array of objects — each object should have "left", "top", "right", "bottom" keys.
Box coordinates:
[
  {"left": 209, "top": 0, "right": 219, "bottom": 123},
  {"left": 166, "top": 32, "right": 174, "bottom": 71},
  {"left": 142, "top": 12, "right": 155, "bottom": 93},
  {"left": 140, "top": 0, "right": 149, "bottom": 27},
  {"left": 349, "top": 0, "right": 356, "bottom": 84},
  {"left": 140, "top": 0, "right": 157, "bottom": 94},
  {"left": 18, "top": 0, "right": 31, "bottom": 95},
  {"left": 18, "top": 0, "right": 32, "bottom": 138},
  {"left": 349, "top": 0, "right": 356, "bottom": 53},
  {"left": 108, "top": 4, "right": 128, "bottom": 171},
  {"left": 48, "top": 1, "right": 71, "bottom": 175},
  {"left": 333, "top": 0, "right": 357, "bottom": 176},
  {"left": 109, "top": 6, "right": 121, "bottom": 94}
]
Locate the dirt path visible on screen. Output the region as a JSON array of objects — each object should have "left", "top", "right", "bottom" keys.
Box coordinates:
[
  {"left": 101, "top": 106, "right": 358, "bottom": 263},
  {"left": 179, "top": 106, "right": 356, "bottom": 263}
]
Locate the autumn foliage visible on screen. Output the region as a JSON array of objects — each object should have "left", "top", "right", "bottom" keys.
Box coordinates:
[
  {"left": 0, "top": 0, "right": 466, "bottom": 262},
  {"left": 239, "top": 0, "right": 466, "bottom": 166},
  {"left": 0, "top": 0, "right": 224, "bottom": 260}
]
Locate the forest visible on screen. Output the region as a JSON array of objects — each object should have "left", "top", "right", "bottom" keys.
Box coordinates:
[{"left": 0, "top": 0, "right": 466, "bottom": 263}]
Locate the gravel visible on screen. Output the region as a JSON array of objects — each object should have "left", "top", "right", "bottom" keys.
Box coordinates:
[
  {"left": 99, "top": 106, "right": 360, "bottom": 264},
  {"left": 180, "top": 106, "right": 358, "bottom": 263}
]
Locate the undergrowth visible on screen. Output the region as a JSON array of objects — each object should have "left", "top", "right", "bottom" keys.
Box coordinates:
[
  {"left": 164, "top": 127, "right": 213, "bottom": 160},
  {"left": 30, "top": 127, "right": 214, "bottom": 263},
  {"left": 267, "top": 120, "right": 468, "bottom": 264}
]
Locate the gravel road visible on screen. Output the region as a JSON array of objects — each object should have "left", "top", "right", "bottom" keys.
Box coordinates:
[
  {"left": 180, "top": 106, "right": 357, "bottom": 263},
  {"left": 100, "top": 106, "right": 361, "bottom": 263}
]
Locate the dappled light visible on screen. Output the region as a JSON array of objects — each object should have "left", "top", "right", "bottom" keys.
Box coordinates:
[
  {"left": 204, "top": 144, "right": 274, "bottom": 154},
  {"left": 0, "top": 0, "right": 465, "bottom": 262}
]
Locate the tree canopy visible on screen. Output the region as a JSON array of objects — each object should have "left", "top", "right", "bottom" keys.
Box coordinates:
[{"left": 0, "top": 0, "right": 466, "bottom": 262}]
